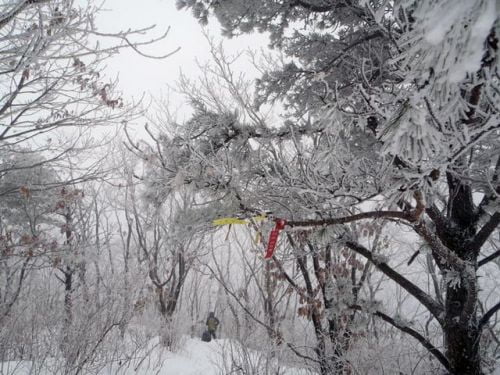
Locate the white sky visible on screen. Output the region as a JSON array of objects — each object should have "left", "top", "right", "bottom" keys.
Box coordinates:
[{"left": 97, "top": 0, "right": 269, "bottom": 106}]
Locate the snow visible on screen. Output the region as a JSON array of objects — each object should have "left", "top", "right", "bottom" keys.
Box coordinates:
[
  {"left": 420, "top": 0, "right": 497, "bottom": 83},
  {"left": 423, "top": 1, "right": 471, "bottom": 45},
  {"left": 0, "top": 337, "right": 313, "bottom": 375}
]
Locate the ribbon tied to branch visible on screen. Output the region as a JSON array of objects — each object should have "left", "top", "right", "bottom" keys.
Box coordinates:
[
  {"left": 264, "top": 219, "right": 286, "bottom": 259},
  {"left": 211, "top": 215, "right": 286, "bottom": 259}
]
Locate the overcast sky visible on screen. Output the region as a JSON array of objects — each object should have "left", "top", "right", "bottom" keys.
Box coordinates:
[{"left": 98, "top": 0, "right": 269, "bottom": 106}]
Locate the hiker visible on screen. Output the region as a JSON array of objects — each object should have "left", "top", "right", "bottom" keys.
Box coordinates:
[{"left": 206, "top": 312, "right": 220, "bottom": 339}]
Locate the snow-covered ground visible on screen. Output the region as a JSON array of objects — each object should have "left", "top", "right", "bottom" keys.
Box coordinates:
[{"left": 0, "top": 337, "right": 314, "bottom": 375}]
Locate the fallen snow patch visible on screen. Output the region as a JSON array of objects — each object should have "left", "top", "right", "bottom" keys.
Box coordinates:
[{"left": 1, "top": 336, "right": 314, "bottom": 375}]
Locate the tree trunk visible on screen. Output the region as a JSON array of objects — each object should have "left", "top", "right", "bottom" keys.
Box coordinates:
[
  {"left": 264, "top": 261, "right": 282, "bottom": 345},
  {"left": 295, "top": 253, "right": 331, "bottom": 375},
  {"left": 444, "top": 281, "right": 482, "bottom": 375},
  {"left": 64, "top": 269, "right": 73, "bottom": 327},
  {"left": 442, "top": 172, "right": 483, "bottom": 375}
]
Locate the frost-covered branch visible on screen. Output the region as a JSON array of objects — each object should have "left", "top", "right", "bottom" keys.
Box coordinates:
[
  {"left": 350, "top": 305, "right": 450, "bottom": 372},
  {"left": 469, "top": 212, "right": 500, "bottom": 255},
  {"left": 344, "top": 240, "right": 444, "bottom": 323},
  {"left": 204, "top": 262, "right": 321, "bottom": 365},
  {"left": 287, "top": 205, "right": 423, "bottom": 227},
  {"left": 0, "top": 0, "right": 48, "bottom": 29}
]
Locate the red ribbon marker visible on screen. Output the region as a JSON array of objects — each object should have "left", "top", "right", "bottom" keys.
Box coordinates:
[{"left": 264, "top": 219, "right": 286, "bottom": 259}]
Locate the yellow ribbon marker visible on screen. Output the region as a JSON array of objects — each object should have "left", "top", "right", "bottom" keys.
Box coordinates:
[
  {"left": 212, "top": 215, "right": 269, "bottom": 242},
  {"left": 212, "top": 215, "right": 268, "bottom": 227},
  {"left": 212, "top": 217, "right": 248, "bottom": 226}
]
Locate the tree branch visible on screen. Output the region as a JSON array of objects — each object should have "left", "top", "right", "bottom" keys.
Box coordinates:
[
  {"left": 344, "top": 241, "right": 444, "bottom": 324},
  {"left": 413, "top": 221, "right": 468, "bottom": 272},
  {"left": 287, "top": 209, "right": 414, "bottom": 228},
  {"left": 0, "top": 257, "right": 30, "bottom": 325},
  {"left": 322, "top": 31, "right": 384, "bottom": 71},
  {"left": 292, "top": 0, "right": 370, "bottom": 21},
  {"left": 270, "top": 256, "right": 304, "bottom": 296},
  {"left": 204, "top": 262, "right": 320, "bottom": 364},
  {"left": 478, "top": 249, "right": 500, "bottom": 268},
  {"left": 292, "top": 0, "right": 334, "bottom": 12},
  {"left": 469, "top": 212, "right": 500, "bottom": 255},
  {"left": 479, "top": 301, "right": 500, "bottom": 330},
  {"left": 350, "top": 305, "right": 450, "bottom": 372},
  {"left": 0, "top": 0, "right": 49, "bottom": 30},
  {"left": 425, "top": 204, "right": 451, "bottom": 244},
  {"left": 476, "top": 156, "right": 500, "bottom": 222}
]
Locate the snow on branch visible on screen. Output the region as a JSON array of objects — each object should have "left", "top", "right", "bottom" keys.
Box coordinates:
[
  {"left": 349, "top": 304, "right": 450, "bottom": 372},
  {"left": 344, "top": 240, "right": 444, "bottom": 324}
]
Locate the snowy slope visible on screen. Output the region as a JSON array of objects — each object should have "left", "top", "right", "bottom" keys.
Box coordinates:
[{"left": 0, "top": 337, "right": 313, "bottom": 375}]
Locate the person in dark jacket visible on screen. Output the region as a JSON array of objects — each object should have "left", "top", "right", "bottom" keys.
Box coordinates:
[{"left": 206, "top": 312, "right": 220, "bottom": 339}]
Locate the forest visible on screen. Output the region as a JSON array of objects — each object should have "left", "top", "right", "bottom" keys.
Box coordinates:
[{"left": 0, "top": 0, "right": 499, "bottom": 374}]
